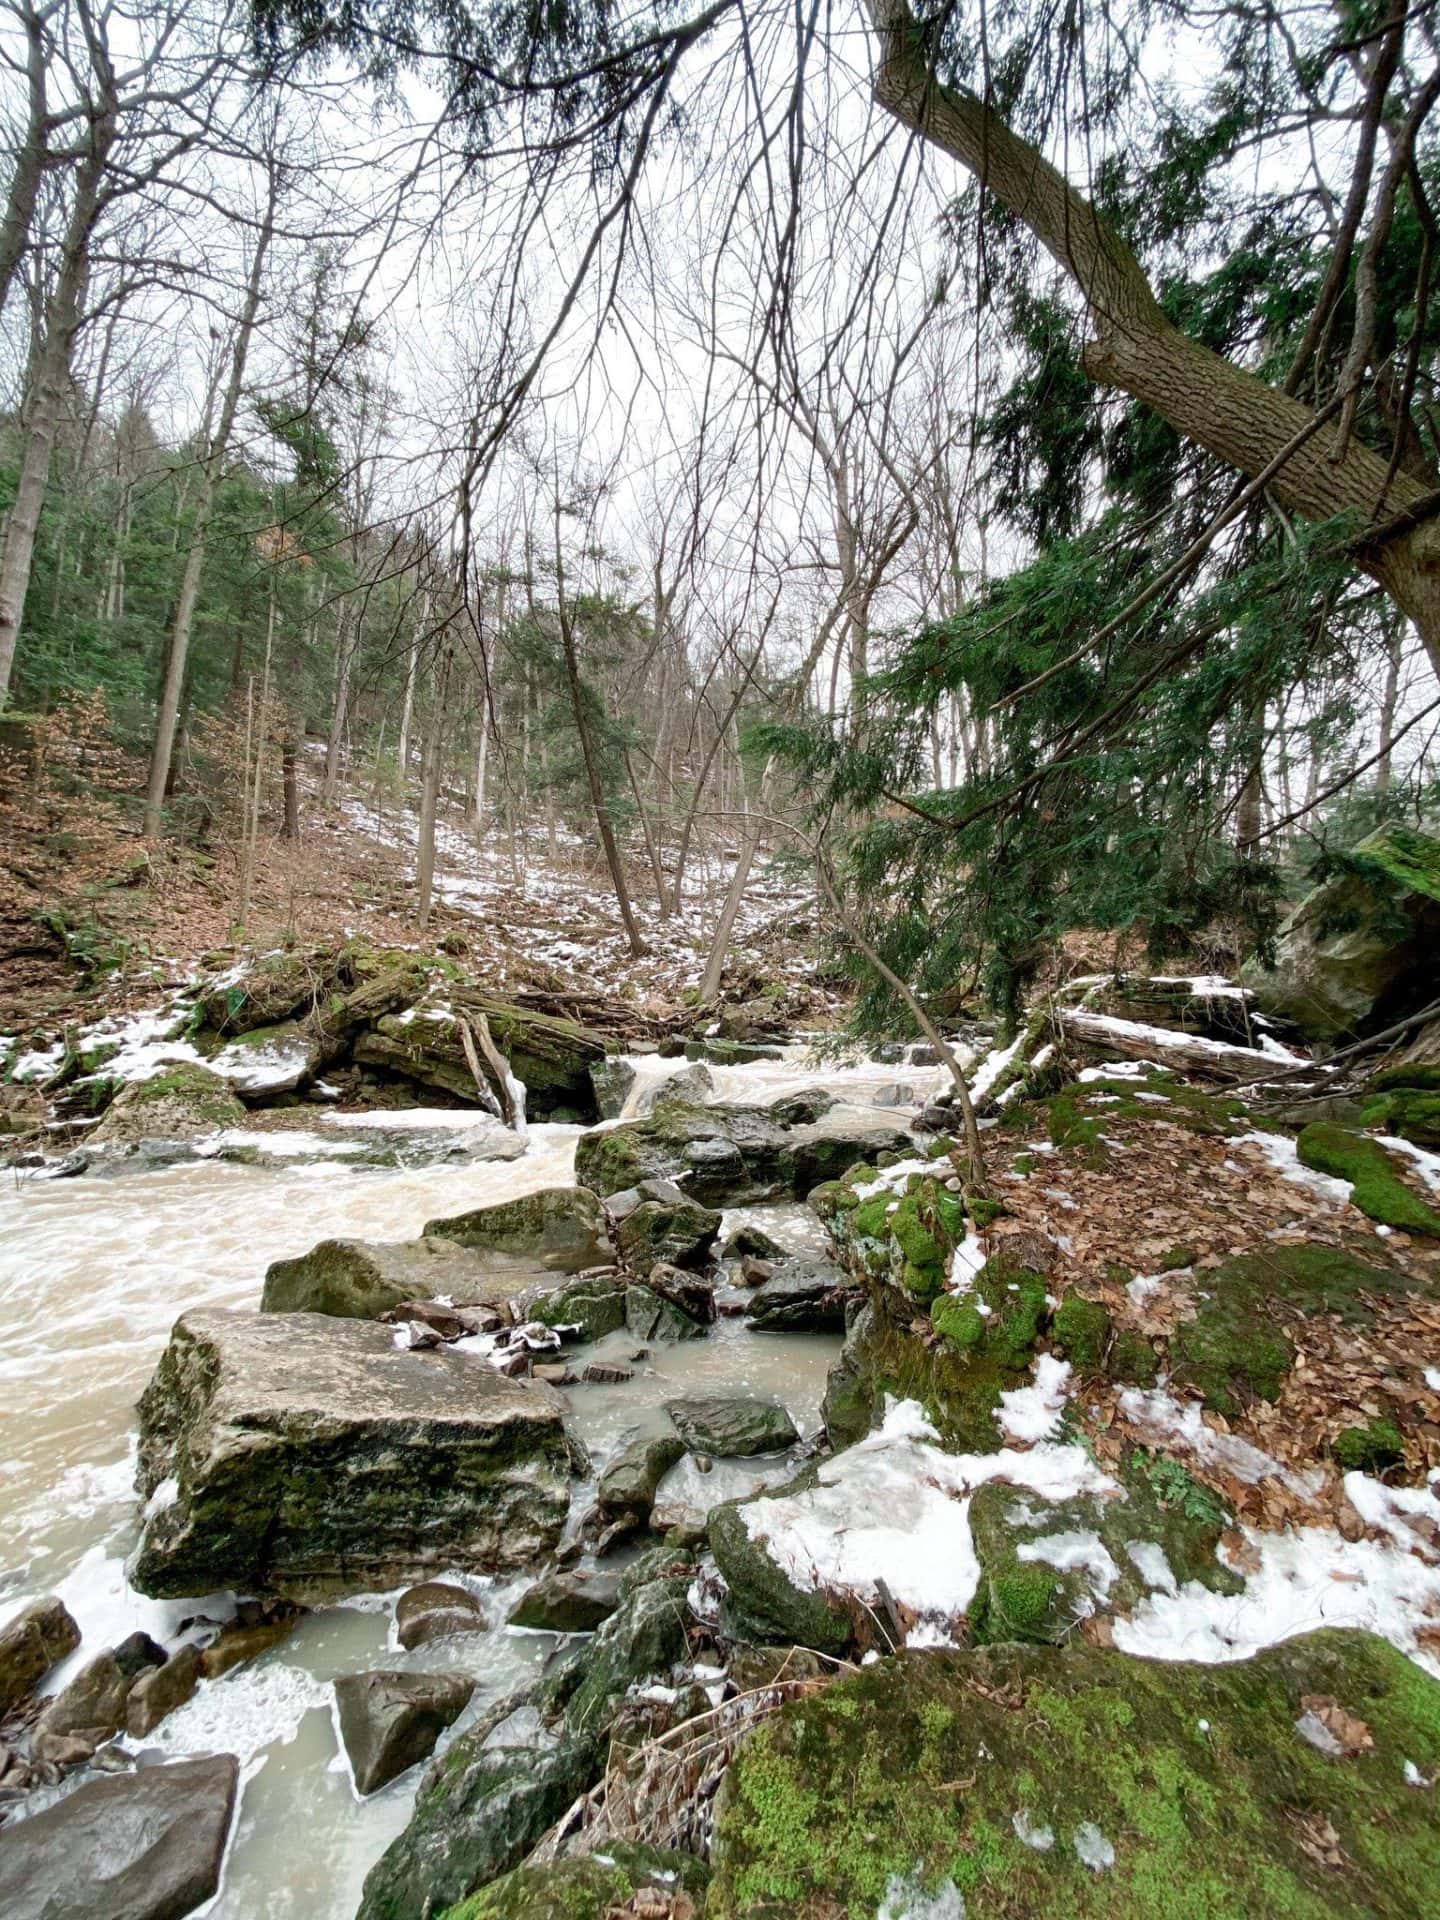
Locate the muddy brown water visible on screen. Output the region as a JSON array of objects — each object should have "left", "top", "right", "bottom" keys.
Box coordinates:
[{"left": 0, "top": 1050, "right": 931, "bottom": 1917}]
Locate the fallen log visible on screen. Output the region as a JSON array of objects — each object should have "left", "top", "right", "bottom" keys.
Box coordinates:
[{"left": 1056, "top": 1007, "right": 1309, "bottom": 1083}]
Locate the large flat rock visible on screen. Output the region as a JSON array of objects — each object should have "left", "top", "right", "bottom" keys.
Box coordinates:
[
  {"left": 0, "top": 1754, "right": 238, "bottom": 1920},
  {"left": 260, "top": 1235, "right": 542, "bottom": 1318},
  {"left": 131, "top": 1310, "right": 571, "bottom": 1598}
]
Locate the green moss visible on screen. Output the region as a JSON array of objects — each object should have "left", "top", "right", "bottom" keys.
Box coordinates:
[
  {"left": 1332, "top": 1418, "right": 1405, "bottom": 1473},
  {"left": 1170, "top": 1294, "right": 1293, "bottom": 1415},
  {"left": 1159, "top": 1243, "right": 1197, "bottom": 1271},
  {"left": 969, "top": 1561, "right": 1064, "bottom": 1645},
  {"left": 1372, "top": 1065, "right": 1440, "bottom": 1093},
  {"left": 1297, "top": 1122, "right": 1440, "bottom": 1237},
  {"left": 1053, "top": 1292, "right": 1111, "bottom": 1368},
  {"left": 1044, "top": 1074, "right": 1248, "bottom": 1171},
  {"left": 968, "top": 1195, "right": 1006, "bottom": 1227},
  {"left": 1108, "top": 1330, "right": 1160, "bottom": 1387},
  {"left": 930, "top": 1295, "right": 986, "bottom": 1350},
  {"left": 976, "top": 1263, "right": 1048, "bottom": 1369},
  {"left": 1013, "top": 1151, "right": 1037, "bottom": 1176},
  {"left": 709, "top": 1631, "right": 1440, "bottom": 1919}
]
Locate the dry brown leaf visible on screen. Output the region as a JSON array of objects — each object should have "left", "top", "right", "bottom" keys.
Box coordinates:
[{"left": 1301, "top": 1695, "right": 1374, "bottom": 1756}]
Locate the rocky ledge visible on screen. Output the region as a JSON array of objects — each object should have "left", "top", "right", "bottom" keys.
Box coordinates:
[{"left": 131, "top": 1309, "right": 573, "bottom": 1597}]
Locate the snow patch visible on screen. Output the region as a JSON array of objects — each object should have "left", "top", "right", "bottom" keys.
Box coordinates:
[{"left": 996, "top": 1354, "right": 1072, "bottom": 1443}]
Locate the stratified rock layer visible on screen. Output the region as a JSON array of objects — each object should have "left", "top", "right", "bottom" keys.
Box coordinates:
[{"left": 131, "top": 1309, "right": 571, "bottom": 1597}]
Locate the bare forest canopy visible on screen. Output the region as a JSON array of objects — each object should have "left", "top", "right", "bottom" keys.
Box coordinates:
[{"left": 1, "top": 0, "right": 1439, "bottom": 1017}]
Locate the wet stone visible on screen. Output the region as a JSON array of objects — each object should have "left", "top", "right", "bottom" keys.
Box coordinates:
[
  {"left": 0, "top": 1597, "right": 80, "bottom": 1716},
  {"left": 395, "top": 1581, "right": 488, "bottom": 1650},
  {"left": 125, "top": 1646, "right": 203, "bottom": 1739},
  {"left": 509, "top": 1568, "right": 623, "bottom": 1634},
  {"left": 0, "top": 1753, "right": 240, "bottom": 1920},
  {"left": 335, "top": 1669, "right": 475, "bottom": 1796}
]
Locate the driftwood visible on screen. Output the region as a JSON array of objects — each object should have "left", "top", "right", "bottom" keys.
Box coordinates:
[{"left": 1055, "top": 1006, "right": 1307, "bottom": 1083}]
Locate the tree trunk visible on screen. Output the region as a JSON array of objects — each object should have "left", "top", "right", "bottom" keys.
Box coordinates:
[
  {"left": 1375, "top": 628, "right": 1403, "bottom": 791},
  {"left": 699, "top": 755, "right": 775, "bottom": 1002},
  {"left": 416, "top": 645, "right": 451, "bottom": 932},
  {"left": 323, "top": 603, "right": 356, "bottom": 806},
  {"left": 866, "top": 0, "right": 1440, "bottom": 677},
  {"left": 0, "top": 3, "right": 51, "bottom": 317},
  {"left": 144, "top": 187, "right": 274, "bottom": 833},
  {"left": 554, "top": 519, "right": 646, "bottom": 955},
  {"left": 0, "top": 286, "right": 84, "bottom": 705},
  {"left": 282, "top": 737, "right": 300, "bottom": 840}
]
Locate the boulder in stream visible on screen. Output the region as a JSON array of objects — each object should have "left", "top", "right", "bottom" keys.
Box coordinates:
[
  {"left": 0, "top": 1753, "right": 239, "bottom": 1920},
  {"left": 614, "top": 1194, "right": 721, "bottom": 1274},
  {"left": 335, "top": 1669, "right": 476, "bottom": 1795},
  {"left": 745, "top": 1255, "right": 852, "bottom": 1332},
  {"left": 625, "top": 1283, "right": 707, "bottom": 1342},
  {"left": 357, "top": 1735, "right": 598, "bottom": 1920},
  {"left": 425, "top": 1186, "right": 612, "bottom": 1274},
  {"left": 597, "top": 1425, "right": 687, "bottom": 1525},
  {"left": 131, "top": 1309, "right": 571, "bottom": 1598},
  {"left": 91, "top": 1063, "right": 246, "bottom": 1143},
  {"left": 665, "top": 1393, "right": 800, "bottom": 1457},
  {"left": 260, "top": 1235, "right": 534, "bottom": 1319},
  {"left": 508, "top": 1567, "right": 622, "bottom": 1633},
  {"left": 0, "top": 1596, "right": 79, "bottom": 1716},
  {"left": 395, "top": 1580, "right": 489, "bottom": 1649},
  {"left": 31, "top": 1650, "right": 135, "bottom": 1764},
  {"left": 574, "top": 1098, "right": 913, "bottom": 1208},
  {"left": 528, "top": 1271, "right": 628, "bottom": 1341}
]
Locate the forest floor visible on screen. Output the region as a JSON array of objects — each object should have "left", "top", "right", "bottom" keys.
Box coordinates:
[{"left": 0, "top": 736, "right": 831, "bottom": 1045}]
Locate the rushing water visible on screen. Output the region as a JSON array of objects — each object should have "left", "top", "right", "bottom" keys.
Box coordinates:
[{"left": 0, "top": 1048, "right": 926, "bottom": 1917}]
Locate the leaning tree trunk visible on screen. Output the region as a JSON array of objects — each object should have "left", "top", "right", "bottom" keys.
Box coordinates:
[{"left": 865, "top": 0, "right": 1440, "bottom": 678}]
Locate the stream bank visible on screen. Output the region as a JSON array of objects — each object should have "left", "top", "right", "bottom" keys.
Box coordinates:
[{"left": 2, "top": 949, "right": 1440, "bottom": 1919}]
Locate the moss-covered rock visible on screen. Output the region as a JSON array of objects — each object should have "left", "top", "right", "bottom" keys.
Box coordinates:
[
  {"left": 261, "top": 1235, "right": 535, "bottom": 1319},
  {"left": 425, "top": 1187, "right": 613, "bottom": 1272},
  {"left": 967, "top": 1447, "right": 1241, "bottom": 1647},
  {"left": 357, "top": 1736, "right": 599, "bottom": 1920},
  {"left": 1052, "top": 1292, "right": 1112, "bottom": 1369},
  {"left": 528, "top": 1272, "right": 628, "bottom": 1341},
  {"left": 92, "top": 1061, "right": 246, "bottom": 1142},
  {"left": 131, "top": 1310, "right": 571, "bottom": 1598},
  {"left": 1370, "top": 1089, "right": 1440, "bottom": 1150},
  {"left": 554, "top": 1555, "right": 695, "bottom": 1737},
  {"left": 615, "top": 1194, "right": 722, "bottom": 1275},
  {"left": 1040, "top": 1072, "right": 1249, "bottom": 1170},
  {"left": 438, "top": 1845, "right": 708, "bottom": 1920},
  {"left": 625, "top": 1284, "right": 707, "bottom": 1341},
  {"left": 1168, "top": 1240, "right": 1420, "bottom": 1415},
  {"left": 1297, "top": 1122, "right": 1440, "bottom": 1237},
  {"left": 708, "top": 1485, "right": 854, "bottom": 1657},
  {"left": 574, "top": 1099, "right": 792, "bottom": 1202},
  {"left": 1246, "top": 823, "right": 1440, "bottom": 1042},
  {"left": 708, "top": 1630, "right": 1440, "bottom": 1918},
  {"left": 199, "top": 950, "right": 328, "bottom": 1034}
]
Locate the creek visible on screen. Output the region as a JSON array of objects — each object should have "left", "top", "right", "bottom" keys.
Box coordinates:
[{"left": 0, "top": 1047, "right": 934, "bottom": 1917}]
